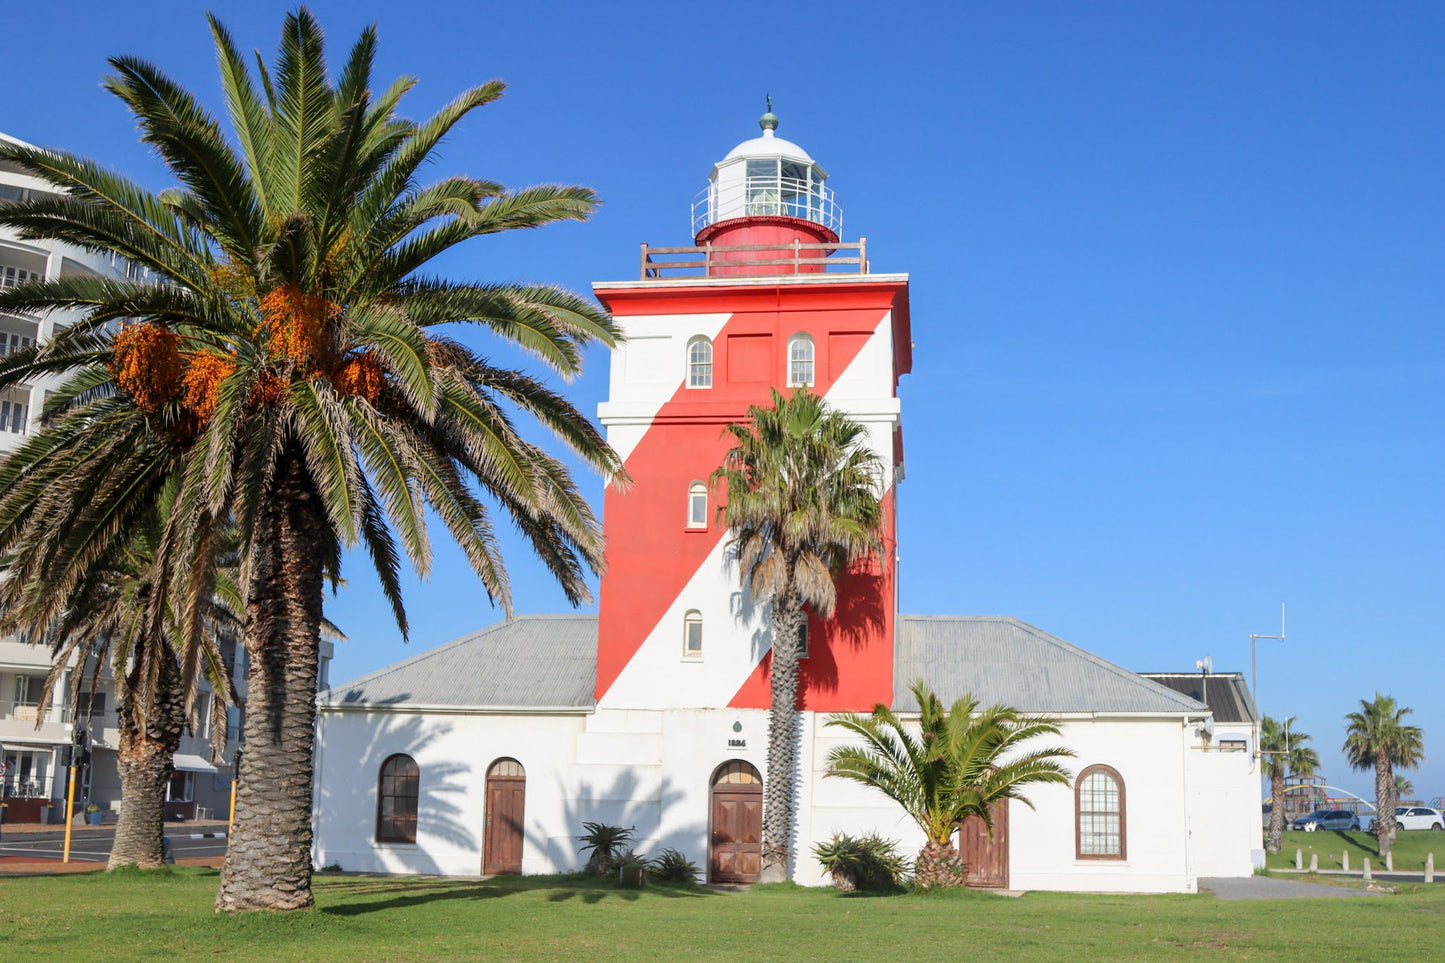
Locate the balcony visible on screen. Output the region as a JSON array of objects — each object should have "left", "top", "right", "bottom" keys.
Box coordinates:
[
  {"left": 638, "top": 238, "right": 869, "bottom": 280},
  {"left": 0, "top": 698, "right": 72, "bottom": 744}
]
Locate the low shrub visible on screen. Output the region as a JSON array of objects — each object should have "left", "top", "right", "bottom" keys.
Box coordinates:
[
  {"left": 615, "top": 849, "right": 648, "bottom": 888},
  {"left": 648, "top": 847, "right": 701, "bottom": 885},
  {"left": 577, "top": 822, "right": 635, "bottom": 877},
  {"left": 813, "top": 832, "right": 910, "bottom": 892}
]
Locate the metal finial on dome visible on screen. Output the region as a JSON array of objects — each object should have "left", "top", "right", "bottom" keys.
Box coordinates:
[{"left": 759, "top": 94, "right": 778, "bottom": 134}]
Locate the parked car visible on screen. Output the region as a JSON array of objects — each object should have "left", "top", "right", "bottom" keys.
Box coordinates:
[
  {"left": 1292, "top": 809, "right": 1360, "bottom": 831},
  {"left": 1393, "top": 807, "right": 1444, "bottom": 831}
]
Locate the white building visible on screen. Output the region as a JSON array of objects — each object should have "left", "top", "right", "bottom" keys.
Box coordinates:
[{"left": 312, "top": 112, "right": 1263, "bottom": 891}]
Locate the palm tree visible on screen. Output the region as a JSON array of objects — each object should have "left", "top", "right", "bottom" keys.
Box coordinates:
[
  {"left": 713, "top": 387, "right": 885, "bottom": 882},
  {"left": 825, "top": 680, "right": 1074, "bottom": 887},
  {"left": 1260, "top": 716, "right": 1319, "bottom": 854},
  {"left": 0, "top": 492, "right": 240, "bottom": 869},
  {"left": 0, "top": 9, "right": 621, "bottom": 911},
  {"left": 1344, "top": 693, "right": 1424, "bottom": 857},
  {"left": 1394, "top": 774, "right": 1414, "bottom": 802}
]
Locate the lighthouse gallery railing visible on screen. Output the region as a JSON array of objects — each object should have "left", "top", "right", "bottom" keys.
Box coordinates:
[{"left": 691, "top": 175, "right": 843, "bottom": 236}]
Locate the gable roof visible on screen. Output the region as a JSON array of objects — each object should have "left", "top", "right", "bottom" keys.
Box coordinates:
[
  {"left": 321, "top": 614, "right": 596, "bottom": 710},
  {"left": 894, "top": 616, "right": 1206, "bottom": 715},
  {"left": 321, "top": 613, "right": 1207, "bottom": 717},
  {"left": 1138, "top": 672, "right": 1256, "bottom": 723}
]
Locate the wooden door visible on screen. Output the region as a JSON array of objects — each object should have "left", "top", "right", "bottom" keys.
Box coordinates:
[
  {"left": 958, "top": 799, "right": 1009, "bottom": 888},
  {"left": 710, "top": 788, "right": 762, "bottom": 883},
  {"left": 483, "top": 770, "right": 525, "bottom": 875}
]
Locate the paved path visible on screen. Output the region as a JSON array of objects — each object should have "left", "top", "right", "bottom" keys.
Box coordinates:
[{"left": 1200, "top": 876, "right": 1381, "bottom": 900}]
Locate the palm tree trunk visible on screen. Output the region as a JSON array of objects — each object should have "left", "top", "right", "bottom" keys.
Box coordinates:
[
  {"left": 914, "top": 837, "right": 965, "bottom": 888},
  {"left": 1376, "top": 751, "right": 1394, "bottom": 857},
  {"left": 1266, "top": 771, "right": 1287, "bottom": 854},
  {"left": 108, "top": 650, "right": 185, "bottom": 870},
  {"left": 760, "top": 588, "right": 804, "bottom": 884},
  {"left": 215, "top": 450, "right": 326, "bottom": 913}
]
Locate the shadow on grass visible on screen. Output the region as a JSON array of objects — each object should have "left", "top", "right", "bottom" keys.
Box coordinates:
[{"left": 318, "top": 873, "right": 714, "bottom": 916}]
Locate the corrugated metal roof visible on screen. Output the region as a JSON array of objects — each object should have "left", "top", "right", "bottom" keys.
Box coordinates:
[
  {"left": 320, "top": 615, "right": 597, "bottom": 710},
  {"left": 1138, "top": 672, "right": 1256, "bottom": 723},
  {"left": 321, "top": 613, "right": 1206, "bottom": 717},
  {"left": 894, "top": 616, "right": 1207, "bottom": 715}
]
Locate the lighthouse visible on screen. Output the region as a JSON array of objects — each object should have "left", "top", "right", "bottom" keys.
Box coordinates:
[
  {"left": 592, "top": 108, "right": 912, "bottom": 712},
  {"left": 314, "top": 108, "right": 1265, "bottom": 894}
]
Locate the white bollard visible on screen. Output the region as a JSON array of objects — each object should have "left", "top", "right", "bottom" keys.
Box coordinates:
[
  {"left": 1309, "top": 853, "right": 1319, "bottom": 873},
  {"left": 1343, "top": 851, "right": 1349, "bottom": 873},
  {"left": 1427, "top": 853, "right": 1435, "bottom": 884},
  {"left": 1295, "top": 848, "right": 1303, "bottom": 870},
  {"left": 1363, "top": 857, "right": 1372, "bottom": 881},
  {"left": 1386, "top": 851, "right": 1394, "bottom": 873}
]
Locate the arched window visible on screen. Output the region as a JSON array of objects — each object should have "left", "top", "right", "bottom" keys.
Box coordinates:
[
  {"left": 711, "top": 759, "right": 762, "bottom": 786},
  {"left": 377, "top": 753, "right": 420, "bottom": 843},
  {"left": 688, "top": 337, "right": 713, "bottom": 388},
  {"left": 687, "top": 482, "right": 708, "bottom": 529},
  {"left": 788, "top": 334, "right": 814, "bottom": 387},
  {"left": 683, "top": 610, "right": 703, "bottom": 660},
  {"left": 1075, "top": 765, "right": 1125, "bottom": 860}
]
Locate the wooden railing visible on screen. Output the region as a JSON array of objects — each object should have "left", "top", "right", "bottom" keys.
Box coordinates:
[{"left": 639, "top": 238, "right": 868, "bottom": 280}]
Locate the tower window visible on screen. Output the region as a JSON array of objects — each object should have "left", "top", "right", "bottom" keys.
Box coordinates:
[
  {"left": 788, "top": 334, "right": 814, "bottom": 387},
  {"left": 683, "top": 610, "right": 703, "bottom": 660},
  {"left": 688, "top": 337, "right": 713, "bottom": 388},
  {"left": 798, "top": 620, "right": 809, "bottom": 659},
  {"left": 687, "top": 482, "right": 708, "bottom": 529}
]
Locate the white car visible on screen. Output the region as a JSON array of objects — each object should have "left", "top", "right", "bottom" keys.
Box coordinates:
[{"left": 1392, "top": 806, "right": 1443, "bottom": 831}]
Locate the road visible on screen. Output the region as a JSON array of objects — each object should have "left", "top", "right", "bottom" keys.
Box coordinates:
[{"left": 0, "top": 825, "right": 228, "bottom": 863}]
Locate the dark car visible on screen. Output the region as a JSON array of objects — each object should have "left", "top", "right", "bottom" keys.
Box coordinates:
[{"left": 1292, "top": 809, "right": 1360, "bottom": 831}]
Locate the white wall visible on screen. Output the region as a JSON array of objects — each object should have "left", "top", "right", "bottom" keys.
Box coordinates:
[
  {"left": 315, "top": 706, "right": 1248, "bottom": 893},
  {"left": 314, "top": 708, "right": 588, "bottom": 876},
  {"left": 1186, "top": 720, "right": 1263, "bottom": 877}
]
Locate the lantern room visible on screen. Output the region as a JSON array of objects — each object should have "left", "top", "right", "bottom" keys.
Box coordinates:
[{"left": 686, "top": 103, "right": 843, "bottom": 276}]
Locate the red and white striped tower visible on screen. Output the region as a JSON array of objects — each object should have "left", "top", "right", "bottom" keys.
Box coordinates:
[{"left": 593, "top": 108, "right": 911, "bottom": 712}]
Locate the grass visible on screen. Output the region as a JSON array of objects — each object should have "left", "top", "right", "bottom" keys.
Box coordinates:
[
  {"left": 1266, "top": 829, "right": 1445, "bottom": 871},
  {"left": 2, "top": 868, "right": 1444, "bottom": 960}
]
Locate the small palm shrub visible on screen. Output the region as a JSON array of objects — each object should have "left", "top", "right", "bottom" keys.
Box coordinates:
[
  {"left": 813, "top": 832, "right": 910, "bottom": 892},
  {"left": 577, "top": 822, "right": 634, "bottom": 877},
  {"left": 648, "top": 847, "right": 701, "bottom": 885},
  {"left": 615, "top": 849, "right": 649, "bottom": 888}
]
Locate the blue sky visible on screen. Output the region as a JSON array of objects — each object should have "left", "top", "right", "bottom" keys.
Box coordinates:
[{"left": 5, "top": 2, "right": 1442, "bottom": 801}]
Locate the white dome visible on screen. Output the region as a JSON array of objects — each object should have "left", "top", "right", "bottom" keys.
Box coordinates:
[{"left": 722, "top": 128, "right": 816, "bottom": 165}]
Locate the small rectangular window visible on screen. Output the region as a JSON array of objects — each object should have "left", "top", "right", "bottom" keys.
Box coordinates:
[{"left": 76, "top": 691, "right": 107, "bottom": 719}]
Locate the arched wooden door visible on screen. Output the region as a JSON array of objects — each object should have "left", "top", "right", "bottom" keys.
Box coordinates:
[
  {"left": 709, "top": 760, "right": 762, "bottom": 884},
  {"left": 483, "top": 758, "right": 525, "bottom": 875}
]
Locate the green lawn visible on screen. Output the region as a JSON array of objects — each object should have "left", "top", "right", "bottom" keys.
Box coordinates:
[
  {"left": 1, "top": 869, "right": 1443, "bottom": 960},
  {"left": 1266, "top": 829, "right": 1445, "bottom": 872}
]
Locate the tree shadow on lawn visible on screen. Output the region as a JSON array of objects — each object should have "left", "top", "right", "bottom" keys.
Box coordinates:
[{"left": 319, "top": 874, "right": 714, "bottom": 916}]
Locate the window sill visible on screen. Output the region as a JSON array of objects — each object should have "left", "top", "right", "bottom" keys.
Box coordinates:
[
  {"left": 683, "top": 526, "right": 709, "bottom": 533},
  {"left": 681, "top": 656, "right": 703, "bottom": 663},
  {"left": 372, "top": 841, "right": 420, "bottom": 850}
]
